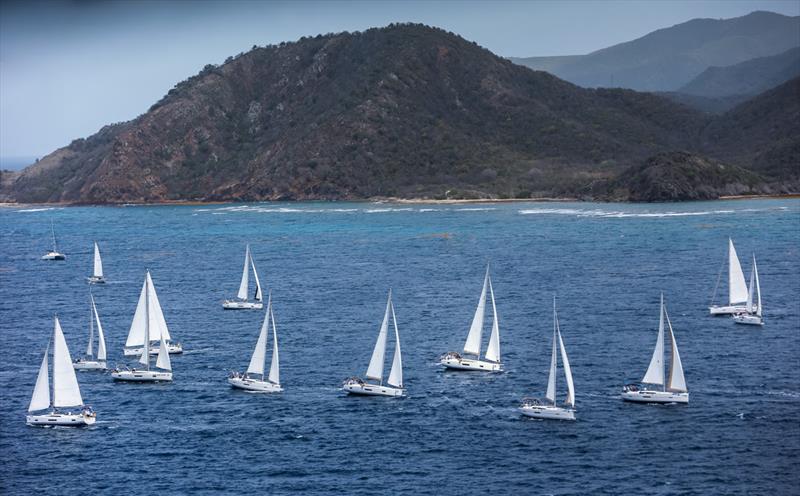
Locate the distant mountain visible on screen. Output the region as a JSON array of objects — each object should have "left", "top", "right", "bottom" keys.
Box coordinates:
[
  {"left": 655, "top": 92, "right": 752, "bottom": 114},
  {"left": 510, "top": 11, "right": 800, "bottom": 92}
]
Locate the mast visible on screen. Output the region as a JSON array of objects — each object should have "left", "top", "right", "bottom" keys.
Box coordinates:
[
  {"left": 545, "top": 297, "right": 557, "bottom": 405},
  {"left": 754, "top": 256, "right": 762, "bottom": 318},
  {"left": 140, "top": 273, "right": 151, "bottom": 370}
]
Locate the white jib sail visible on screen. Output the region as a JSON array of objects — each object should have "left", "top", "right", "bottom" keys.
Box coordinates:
[
  {"left": 484, "top": 276, "right": 500, "bottom": 363},
  {"left": 545, "top": 305, "right": 558, "bottom": 404},
  {"left": 366, "top": 292, "right": 391, "bottom": 382},
  {"left": 268, "top": 302, "right": 279, "bottom": 385},
  {"left": 29, "top": 344, "right": 51, "bottom": 412},
  {"left": 93, "top": 242, "right": 103, "bottom": 278},
  {"left": 746, "top": 264, "right": 755, "bottom": 313},
  {"left": 754, "top": 256, "right": 762, "bottom": 318},
  {"left": 387, "top": 299, "right": 402, "bottom": 388},
  {"left": 642, "top": 294, "right": 665, "bottom": 386},
  {"left": 247, "top": 295, "right": 271, "bottom": 377},
  {"left": 250, "top": 253, "right": 263, "bottom": 302},
  {"left": 156, "top": 334, "right": 171, "bottom": 371},
  {"left": 86, "top": 298, "right": 95, "bottom": 358},
  {"left": 729, "top": 239, "right": 748, "bottom": 305},
  {"left": 146, "top": 271, "right": 171, "bottom": 342},
  {"left": 92, "top": 296, "right": 107, "bottom": 361},
  {"left": 126, "top": 277, "right": 148, "bottom": 347},
  {"left": 463, "top": 268, "right": 488, "bottom": 356},
  {"left": 52, "top": 317, "right": 83, "bottom": 408},
  {"left": 665, "top": 309, "right": 687, "bottom": 392},
  {"left": 237, "top": 245, "right": 250, "bottom": 300},
  {"left": 558, "top": 328, "right": 575, "bottom": 408}
]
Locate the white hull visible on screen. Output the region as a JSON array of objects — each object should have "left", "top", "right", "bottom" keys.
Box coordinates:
[
  {"left": 441, "top": 356, "right": 501, "bottom": 372},
  {"left": 519, "top": 404, "right": 575, "bottom": 421},
  {"left": 41, "top": 252, "right": 66, "bottom": 261},
  {"left": 709, "top": 304, "right": 748, "bottom": 315},
  {"left": 343, "top": 381, "right": 403, "bottom": 397},
  {"left": 73, "top": 359, "right": 106, "bottom": 370},
  {"left": 27, "top": 411, "right": 96, "bottom": 426},
  {"left": 228, "top": 376, "right": 283, "bottom": 392},
  {"left": 733, "top": 314, "right": 764, "bottom": 326},
  {"left": 87, "top": 276, "right": 105, "bottom": 284},
  {"left": 621, "top": 389, "right": 689, "bottom": 404},
  {"left": 223, "top": 300, "right": 263, "bottom": 310},
  {"left": 124, "top": 343, "right": 183, "bottom": 356},
  {"left": 112, "top": 369, "right": 173, "bottom": 382}
]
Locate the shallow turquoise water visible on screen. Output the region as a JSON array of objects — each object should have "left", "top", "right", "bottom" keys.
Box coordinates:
[{"left": 1, "top": 199, "right": 798, "bottom": 494}]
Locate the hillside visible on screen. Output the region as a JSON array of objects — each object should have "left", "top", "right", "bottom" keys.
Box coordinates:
[
  {"left": 4, "top": 24, "right": 713, "bottom": 204},
  {"left": 510, "top": 11, "right": 800, "bottom": 92}
]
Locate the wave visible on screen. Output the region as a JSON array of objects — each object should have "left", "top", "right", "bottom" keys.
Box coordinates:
[
  {"left": 15, "top": 207, "right": 62, "bottom": 213},
  {"left": 518, "top": 208, "right": 770, "bottom": 218}
]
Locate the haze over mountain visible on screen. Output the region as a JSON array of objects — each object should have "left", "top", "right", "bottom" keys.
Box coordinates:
[{"left": 510, "top": 11, "right": 800, "bottom": 93}]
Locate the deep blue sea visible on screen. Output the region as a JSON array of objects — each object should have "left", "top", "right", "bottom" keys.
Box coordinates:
[{"left": 1, "top": 199, "right": 798, "bottom": 495}]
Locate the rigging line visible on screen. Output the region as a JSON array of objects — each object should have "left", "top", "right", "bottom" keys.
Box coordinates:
[{"left": 709, "top": 254, "right": 725, "bottom": 306}]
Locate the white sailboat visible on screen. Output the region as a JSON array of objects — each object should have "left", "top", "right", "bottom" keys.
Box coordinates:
[
  {"left": 734, "top": 255, "right": 764, "bottom": 326},
  {"left": 622, "top": 294, "right": 688, "bottom": 404},
  {"left": 440, "top": 265, "right": 502, "bottom": 371},
  {"left": 41, "top": 221, "right": 65, "bottom": 261},
  {"left": 229, "top": 292, "right": 283, "bottom": 392},
  {"left": 87, "top": 242, "right": 105, "bottom": 283},
  {"left": 27, "top": 316, "right": 97, "bottom": 426},
  {"left": 123, "top": 270, "right": 182, "bottom": 356},
  {"left": 223, "top": 244, "right": 264, "bottom": 309},
  {"left": 520, "top": 298, "right": 575, "bottom": 420},
  {"left": 343, "top": 290, "right": 404, "bottom": 397},
  {"left": 709, "top": 238, "right": 749, "bottom": 315},
  {"left": 73, "top": 294, "right": 108, "bottom": 370},
  {"left": 112, "top": 272, "right": 173, "bottom": 382}
]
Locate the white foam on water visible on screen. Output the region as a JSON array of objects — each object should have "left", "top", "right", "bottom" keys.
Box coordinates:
[
  {"left": 16, "top": 207, "right": 62, "bottom": 213},
  {"left": 518, "top": 207, "right": 774, "bottom": 218}
]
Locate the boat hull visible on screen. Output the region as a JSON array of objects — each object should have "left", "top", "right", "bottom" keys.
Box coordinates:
[
  {"left": 41, "top": 252, "right": 66, "bottom": 261},
  {"left": 26, "top": 411, "right": 96, "bottom": 426},
  {"left": 441, "top": 356, "right": 501, "bottom": 372},
  {"left": 73, "top": 359, "right": 106, "bottom": 370},
  {"left": 733, "top": 314, "right": 764, "bottom": 326},
  {"left": 223, "top": 300, "right": 263, "bottom": 310},
  {"left": 519, "top": 405, "right": 575, "bottom": 421},
  {"left": 621, "top": 389, "right": 689, "bottom": 404},
  {"left": 228, "top": 376, "right": 283, "bottom": 392},
  {"left": 343, "top": 382, "right": 403, "bottom": 397},
  {"left": 709, "top": 304, "right": 748, "bottom": 315},
  {"left": 111, "top": 369, "right": 173, "bottom": 382},
  {"left": 123, "top": 343, "right": 183, "bottom": 356},
  {"left": 87, "top": 276, "right": 105, "bottom": 284}
]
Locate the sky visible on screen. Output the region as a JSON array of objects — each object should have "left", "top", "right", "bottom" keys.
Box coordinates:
[{"left": 1, "top": 0, "right": 798, "bottom": 164}]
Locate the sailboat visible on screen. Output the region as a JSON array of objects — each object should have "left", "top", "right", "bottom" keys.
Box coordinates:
[
  {"left": 520, "top": 297, "right": 575, "bottom": 420},
  {"left": 41, "top": 221, "right": 65, "bottom": 261},
  {"left": 622, "top": 294, "right": 688, "bottom": 404},
  {"left": 73, "top": 293, "right": 108, "bottom": 370},
  {"left": 123, "top": 270, "right": 182, "bottom": 356},
  {"left": 112, "top": 272, "right": 173, "bottom": 382},
  {"left": 440, "top": 265, "right": 502, "bottom": 371},
  {"left": 709, "top": 238, "right": 749, "bottom": 315},
  {"left": 734, "top": 255, "right": 763, "bottom": 326},
  {"left": 223, "top": 244, "right": 263, "bottom": 309},
  {"left": 343, "top": 290, "right": 404, "bottom": 397},
  {"left": 228, "top": 292, "right": 282, "bottom": 392},
  {"left": 27, "top": 316, "right": 97, "bottom": 426},
  {"left": 87, "top": 242, "right": 105, "bottom": 284}
]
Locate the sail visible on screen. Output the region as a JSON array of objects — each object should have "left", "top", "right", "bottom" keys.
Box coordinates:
[
  {"left": 484, "top": 277, "right": 500, "bottom": 362},
  {"left": 93, "top": 296, "right": 107, "bottom": 361},
  {"left": 93, "top": 242, "right": 103, "bottom": 278},
  {"left": 366, "top": 293, "right": 391, "bottom": 382},
  {"left": 250, "top": 253, "right": 263, "bottom": 302},
  {"left": 754, "top": 256, "right": 762, "bottom": 317},
  {"left": 268, "top": 302, "right": 280, "bottom": 385},
  {"left": 247, "top": 300, "right": 270, "bottom": 376},
  {"left": 156, "top": 334, "right": 172, "bottom": 371},
  {"left": 665, "top": 309, "right": 687, "bottom": 392},
  {"left": 237, "top": 245, "right": 250, "bottom": 300},
  {"left": 126, "top": 278, "right": 148, "bottom": 347},
  {"left": 641, "top": 295, "right": 665, "bottom": 386},
  {"left": 728, "top": 239, "right": 748, "bottom": 305},
  {"left": 52, "top": 317, "right": 83, "bottom": 408},
  {"left": 29, "top": 344, "right": 50, "bottom": 412},
  {"left": 146, "top": 271, "right": 171, "bottom": 342},
  {"left": 558, "top": 328, "right": 575, "bottom": 408},
  {"left": 545, "top": 326, "right": 557, "bottom": 404},
  {"left": 463, "top": 268, "right": 488, "bottom": 356},
  {"left": 387, "top": 300, "right": 403, "bottom": 388},
  {"left": 745, "top": 265, "right": 755, "bottom": 313},
  {"left": 140, "top": 277, "right": 151, "bottom": 368},
  {"left": 86, "top": 298, "right": 95, "bottom": 358}
]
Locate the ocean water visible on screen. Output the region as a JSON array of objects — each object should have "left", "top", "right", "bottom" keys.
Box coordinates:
[{"left": 0, "top": 199, "right": 798, "bottom": 495}]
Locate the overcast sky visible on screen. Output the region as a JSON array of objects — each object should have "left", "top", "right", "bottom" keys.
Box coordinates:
[{"left": 1, "top": 0, "right": 798, "bottom": 163}]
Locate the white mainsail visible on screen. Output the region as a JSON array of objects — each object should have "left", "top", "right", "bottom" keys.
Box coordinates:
[
  {"left": 29, "top": 344, "right": 51, "bottom": 412},
  {"left": 247, "top": 296, "right": 271, "bottom": 377},
  {"left": 642, "top": 294, "right": 666, "bottom": 386},
  {"left": 92, "top": 295, "right": 107, "bottom": 361},
  {"left": 387, "top": 299, "right": 402, "bottom": 388},
  {"left": 52, "top": 317, "right": 83, "bottom": 408},
  {"left": 484, "top": 276, "right": 501, "bottom": 363},
  {"left": 464, "top": 268, "right": 489, "bottom": 356},
  {"left": 237, "top": 245, "right": 250, "bottom": 300},
  {"left": 665, "top": 309, "right": 687, "bottom": 392},
  {"left": 746, "top": 264, "right": 756, "bottom": 313},
  {"left": 126, "top": 271, "right": 172, "bottom": 347},
  {"left": 366, "top": 293, "right": 391, "bottom": 382},
  {"left": 754, "top": 256, "right": 762, "bottom": 318},
  {"left": 93, "top": 242, "right": 103, "bottom": 278},
  {"left": 268, "top": 302, "right": 279, "bottom": 384},
  {"left": 728, "top": 238, "right": 748, "bottom": 305},
  {"left": 545, "top": 324, "right": 557, "bottom": 404}
]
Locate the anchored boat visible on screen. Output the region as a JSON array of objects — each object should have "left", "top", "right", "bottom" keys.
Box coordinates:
[
  {"left": 73, "top": 293, "right": 108, "bottom": 370},
  {"left": 223, "top": 244, "right": 264, "bottom": 309},
  {"left": 41, "top": 220, "right": 65, "bottom": 261},
  {"left": 229, "top": 292, "right": 283, "bottom": 392},
  {"left": 123, "top": 270, "right": 182, "bottom": 356}
]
